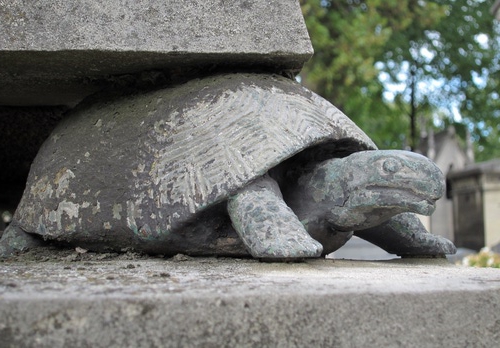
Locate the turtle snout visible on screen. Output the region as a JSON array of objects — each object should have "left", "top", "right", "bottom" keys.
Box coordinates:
[
  {"left": 425, "top": 162, "right": 446, "bottom": 201},
  {"left": 394, "top": 150, "right": 445, "bottom": 202},
  {"left": 431, "top": 176, "right": 445, "bottom": 201},
  {"left": 407, "top": 177, "right": 444, "bottom": 216},
  {"left": 374, "top": 151, "right": 446, "bottom": 214}
]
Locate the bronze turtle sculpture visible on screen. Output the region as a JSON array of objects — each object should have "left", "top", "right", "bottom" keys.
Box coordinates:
[{"left": 0, "top": 73, "right": 455, "bottom": 259}]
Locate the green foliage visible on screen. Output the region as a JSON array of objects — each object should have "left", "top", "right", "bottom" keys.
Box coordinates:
[
  {"left": 300, "top": 0, "right": 500, "bottom": 159},
  {"left": 420, "top": 0, "right": 500, "bottom": 161},
  {"left": 461, "top": 248, "right": 500, "bottom": 268}
]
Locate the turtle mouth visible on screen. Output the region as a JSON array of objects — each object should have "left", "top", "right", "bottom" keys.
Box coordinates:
[
  {"left": 366, "top": 186, "right": 438, "bottom": 216},
  {"left": 406, "top": 196, "right": 437, "bottom": 216}
]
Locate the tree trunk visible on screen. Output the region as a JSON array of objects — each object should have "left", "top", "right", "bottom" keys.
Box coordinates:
[{"left": 409, "top": 64, "right": 417, "bottom": 151}]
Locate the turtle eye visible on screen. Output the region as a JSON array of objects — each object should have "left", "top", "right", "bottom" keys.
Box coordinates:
[{"left": 382, "top": 158, "right": 401, "bottom": 174}]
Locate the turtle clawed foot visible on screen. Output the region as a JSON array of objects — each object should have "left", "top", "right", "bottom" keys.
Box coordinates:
[
  {"left": 354, "top": 213, "right": 457, "bottom": 257},
  {"left": 228, "top": 175, "right": 323, "bottom": 260},
  {"left": 253, "top": 231, "right": 323, "bottom": 260},
  {"left": 0, "top": 224, "right": 45, "bottom": 258},
  {"left": 396, "top": 232, "right": 456, "bottom": 258}
]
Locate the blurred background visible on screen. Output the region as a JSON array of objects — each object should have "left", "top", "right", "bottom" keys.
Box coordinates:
[
  {"left": 299, "top": 0, "right": 500, "bottom": 260},
  {"left": 299, "top": 0, "right": 499, "bottom": 159}
]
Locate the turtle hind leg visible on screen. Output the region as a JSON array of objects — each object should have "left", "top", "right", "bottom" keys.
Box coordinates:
[
  {"left": 354, "top": 213, "right": 456, "bottom": 257},
  {"left": 0, "top": 223, "right": 46, "bottom": 258},
  {"left": 228, "top": 174, "right": 323, "bottom": 260}
]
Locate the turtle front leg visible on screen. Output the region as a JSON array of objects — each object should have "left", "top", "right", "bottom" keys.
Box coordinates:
[
  {"left": 227, "top": 174, "right": 323, "bottom": 259},
  {"left": 354, "top": 213, "right": 457, "bottom": 257}
]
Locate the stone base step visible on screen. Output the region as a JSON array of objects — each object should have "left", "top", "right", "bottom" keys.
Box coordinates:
[{"left": 1, "top": 256, "right": 499, "bottom": 347}]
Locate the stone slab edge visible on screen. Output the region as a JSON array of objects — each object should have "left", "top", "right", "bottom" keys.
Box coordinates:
[
  {"left": 0, "top": 0, "right": 313, "bottom": 106},
  {"left": 1, "top": 258, "right": 499, "bottom": 347}
]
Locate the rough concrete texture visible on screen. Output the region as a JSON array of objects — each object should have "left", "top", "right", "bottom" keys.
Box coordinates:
[
  {"left": 1, "top": 255, "right": 499, "bottom": 347},
  {"left": 0, "top": 0, "right": 313, "bottom": 106}
]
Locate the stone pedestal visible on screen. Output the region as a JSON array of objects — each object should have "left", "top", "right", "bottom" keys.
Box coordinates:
[
  {"left": 1, "top": 256, "right": 499, "bottom": 347},
  {"left": 0, "top": 0, "right": 312, "bottom": 106}
]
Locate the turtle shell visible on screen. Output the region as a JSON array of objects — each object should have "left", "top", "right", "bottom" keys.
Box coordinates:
[{"left": 13, "top": 73, "right": 376, "bottom": 255}]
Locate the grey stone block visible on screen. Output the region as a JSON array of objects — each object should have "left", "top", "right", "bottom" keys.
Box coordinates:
[
  {"left": 0, "top": 0, "right": 312, "bottom": 106},
  {"left": 1, "top": 257, "right": 499, "bottom": 347}
]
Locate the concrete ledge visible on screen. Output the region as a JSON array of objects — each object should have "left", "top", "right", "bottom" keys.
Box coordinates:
[
  {"left": 1, "top": 257, "right": 499, "bottom": 347},
  {"left": 0, "top": 0, "right": 312, "bottom": 106}
]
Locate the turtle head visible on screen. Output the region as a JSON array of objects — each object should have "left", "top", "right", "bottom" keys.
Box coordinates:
[{"left": 307, "top": 150, "right": 445, "bottom": 231}]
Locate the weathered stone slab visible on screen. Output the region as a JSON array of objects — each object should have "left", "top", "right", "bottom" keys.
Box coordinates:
[
  {"left": 0, "top": 0, "right": 312, "bottom": 106},
  {"left": 1, "top": 257, "right": 499, "bottom": 347}
]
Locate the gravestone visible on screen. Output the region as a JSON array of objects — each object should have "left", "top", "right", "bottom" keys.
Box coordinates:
[{"left": 447, "top": 160, "right": 500, "bottom": 250}]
